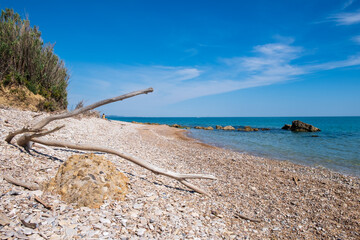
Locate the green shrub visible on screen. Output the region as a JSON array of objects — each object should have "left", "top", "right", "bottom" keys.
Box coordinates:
[{"left": 0, "top": 8, "right": 69, "bottom": 110}]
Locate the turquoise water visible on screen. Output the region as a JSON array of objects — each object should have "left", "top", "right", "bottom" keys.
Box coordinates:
[{"left": 108, "top": 116, "right": 360, "bottom": 177}]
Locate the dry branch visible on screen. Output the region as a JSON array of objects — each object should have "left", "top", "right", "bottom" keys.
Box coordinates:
[
  {"left": 35, "top": 196, "right": 52, "bottom": 210},
  {"left": 4, "top": 87, "right": 216, "bottom": 196},
  {"left": 4, "top": 175, "right": 40, "bottom": 190},
  {"left": 21, "top": 219, "right": 37, "bottom": 229},
  {"left": 30, "top": 137, "right": 216, "bottom": 195},
  {"left": 5, "top": 88, "right": 154, "bottom": 144},
  {"left": 234, "top": 212, "right": 261, "bottom": 222}
]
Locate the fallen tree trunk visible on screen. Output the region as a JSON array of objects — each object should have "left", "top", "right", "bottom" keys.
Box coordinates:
[{"left": 4, "top": 87, "right": 216, "bottom": 196}]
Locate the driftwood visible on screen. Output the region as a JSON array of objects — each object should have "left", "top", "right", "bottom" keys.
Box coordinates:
[
  {"left": 35, "top": 196, "right": 52, "bottom": 210},
  {"left": 4, "top": 175, "right": 40, "bottom": 190},
  {"left": 21, "top": 219, "right": 37, "bottom": 229},
  {"left": 234, "top": 212, "right": 261, "bottom": 222},
  {"left": 5, "top": 87, "right": 216, "bottom": 196}
]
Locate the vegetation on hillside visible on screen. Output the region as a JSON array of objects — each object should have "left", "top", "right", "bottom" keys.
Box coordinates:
[{"left": 0, "top": 8, "right": 69, "bottom": 111}]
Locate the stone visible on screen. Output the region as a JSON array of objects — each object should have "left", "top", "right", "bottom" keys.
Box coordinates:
[
  {"left": 0, "top": 212, "right": 11, "bottom": 226},
  {"left": 194, "top": 126, "right": 204, "bottom": 129},
  {"left": 137, "top": 228, "right": 146, "bottom": 236},
  {"left": 100, "top": 218, "right": 111, "bottom": 224},
  {"left": 45, "top": 154, "right": 129, "bottom": 208},
  {"left": 244, "top": 126, "right": 253, "bottom": 132},
  {"left": 290, "top": 120, "right": 321, "bottom": 132},
  {"left": 65, "top": 227, "right": 77, "bottom": 237},
  {"left": 203, "top": 126, "right": 213, "bottom": 130},
  {"left": 223, "top": 126, "right": 235, "bottom": 130},
  {"left": 281, "top": 124, "right": 291, "bottom": 130},
  {"left": 215, "top": 125, "right": 223, "bottom": 130},
  {"left": 133, "top": 203, "right": 143, "bottom": 209}
]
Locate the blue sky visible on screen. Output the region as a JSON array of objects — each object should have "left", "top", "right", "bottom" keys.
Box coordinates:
[{"left": 2, "top": 0, "right": 360, "bottom": 116}]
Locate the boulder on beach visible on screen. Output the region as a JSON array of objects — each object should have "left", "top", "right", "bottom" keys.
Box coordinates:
[
  {"left": 194, "top": 126, "right": 204, "bottom": 129},
  {"left": 204, "top": 126, "right": 214, "bottom": 130},
  {"left": 223, "top": 126, "right": 235, "bottom": 130},
  {"left": 45, "top": 154, "right": 129, "bottom": 208},
  {"left": 171, "top": 124, "right": 181, "bottom": 128},
  {"left": 215, "top": 125, "right": 223, "bottom": 130},
  {"left": 290, "top": 120, "right": 321, "bottom": 132},
  {"left": 282, "top": 124, "right": 291, "bottom": 130}
]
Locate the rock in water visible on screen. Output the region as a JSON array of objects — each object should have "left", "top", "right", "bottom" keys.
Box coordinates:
[
  {"left": 223, "top": 126, "right": 235, "bottom": 130},
  {"left": 45, "top": 154, "right": 129, "bottom": 208},
  {"left": 281, "top": 124, "right": 291, "bottom": 130},
  {"left": 290, "top": 120, "right": 321, "bottom": 132}
]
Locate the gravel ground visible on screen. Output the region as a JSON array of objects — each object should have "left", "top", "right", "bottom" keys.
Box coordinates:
[{"left": 0, "top": 107, "right": 359, "bottom": 239}]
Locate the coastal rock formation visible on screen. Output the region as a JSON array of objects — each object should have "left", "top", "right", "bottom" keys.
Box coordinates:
[
  {"left": 194, "top": 126, "right": 203, "bottom": 129},
  {"left": 204, "top": 126, "right": 214, "bottom": 130},
  {"left": 223, "top": 126, "right": 235, "bottom": 130},
  {"left": 45, "top": 154, "right": 129, "bottom": 208},
  {"left": 237, "top": 126, "right": 259, "bottom": 132},
  {"left": 282, "top": 124, "right": 291, "bottom": 130},
  {"left": 290, "top": 120, "right": 321, "bottom": 132},
  {"left": 215, "top": 125, "right": 223, "bottom": 130}
]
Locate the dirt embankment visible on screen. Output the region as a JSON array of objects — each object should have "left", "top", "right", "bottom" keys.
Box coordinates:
[{"left": 0, "top": 86, "right": 45, "bottom": 111}]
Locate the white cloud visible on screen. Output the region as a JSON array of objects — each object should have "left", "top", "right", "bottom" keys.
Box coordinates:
[
  {"left": 353, "top": 35, "right": 360, "bottom": 44},
  {"left": 330, "top": 9, "right": 360, "bottom": 25},
  {"left": 70, "top": 40, "right": 360, "bottom": 109},
  {"left": 305, "top": 54, "right": 360, "bottom": 71},
  {"left": 343, "top": 0, "right": 355, "bottom": 9}
]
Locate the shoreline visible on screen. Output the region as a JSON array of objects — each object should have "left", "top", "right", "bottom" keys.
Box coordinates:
[
  {"left": 185, "top": 129, "right": 360, "bottom": 178},
  {"left": 129, "top": 119, "right": 360, "bottom": 178},
  {"left": 1, "top": 107, "right": 359, "bottom": 239}
]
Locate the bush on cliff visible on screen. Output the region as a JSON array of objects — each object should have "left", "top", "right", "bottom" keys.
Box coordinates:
[{"left": 0, "top": 8, "right": 69, "bottom": 111}]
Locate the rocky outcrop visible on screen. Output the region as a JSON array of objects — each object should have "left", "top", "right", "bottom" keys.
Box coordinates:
[
  {"left": 215, "top": 125, "right": 223, "bottom": 130},
  {"left": 281, "top": 124, "right": 291, "bottom": 130},
  {"left": 289, "top": 120, "right": 320, "bottom": 132},
  {"left": 223, "top": 126, "right": 235, "bottom": 130},
  {"left": 237, "top": 126, "right": 259, "bottom": 132},
  {"left": 46, "top": 154, "right": 129, "bottom": 208},
  {"left": 204, "top": 126, "right": 214, "bottom": 130}
]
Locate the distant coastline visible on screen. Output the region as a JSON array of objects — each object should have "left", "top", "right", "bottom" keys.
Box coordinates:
[{"left": 109, "top": 116, "right": 360, "bottom": 177}]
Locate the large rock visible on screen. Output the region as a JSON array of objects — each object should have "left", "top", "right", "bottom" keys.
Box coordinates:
[
  {"left": 281, "top": 124, "right": 291, "bottom": 130},
  {"left": 237, "top": 126, "right": 259, "bottom": 131},
  {"left": 204, "top": 126, "right": 214, "bottom": 130},
  {"left": 223, "top": 126, "right": 235, "bottom": 130},
  {"left": 215, "top": 125, "right": 223, "bottom": 130},
  {"left": 290, "top": 120, "right": 321, "bottom": 132},
  {"left": 45, "top": 154, "right": 129, "bottom": 208}
]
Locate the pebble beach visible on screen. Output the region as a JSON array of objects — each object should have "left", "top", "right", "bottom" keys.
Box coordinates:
[{"left": 0, "top": 107, "right": 359, "bottom": 239}]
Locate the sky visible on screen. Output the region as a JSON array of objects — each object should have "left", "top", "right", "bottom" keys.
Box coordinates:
[{"left": 2, "top": 0, "right": 360, "bottom": 116}]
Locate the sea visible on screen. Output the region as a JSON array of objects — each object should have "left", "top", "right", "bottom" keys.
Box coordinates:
[{"left": 108, "top": 116, "right": 360, "bottom": 177}]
